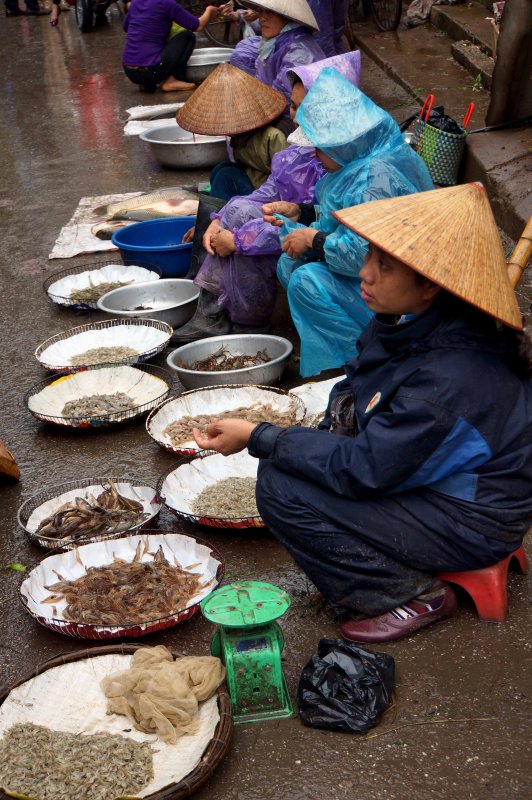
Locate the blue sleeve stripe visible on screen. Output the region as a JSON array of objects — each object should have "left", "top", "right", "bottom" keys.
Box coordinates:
[{"left": 392, "top": 417, "right": 492, "bottom": 496}]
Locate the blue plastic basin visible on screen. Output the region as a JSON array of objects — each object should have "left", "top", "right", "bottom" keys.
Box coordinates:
[{"left": 112, "top": 217, "right": 195, "bottom": 277}]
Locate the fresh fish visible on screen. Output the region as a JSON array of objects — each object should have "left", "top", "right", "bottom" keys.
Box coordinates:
[
  {"left": 104, "top": 188, "right": 199, "bottom": 221},
  {"left": 90, "top": 220, "right": 133, "bottom": 240}
]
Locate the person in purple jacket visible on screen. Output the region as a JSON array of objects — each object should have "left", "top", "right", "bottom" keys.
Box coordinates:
[
  {"left": 230, "top": 0, "right": 346, "bottom": 77},
  {"left": 122, "top": 0, "right": 219, "bottom": 93},
  {"left": 171, "top": 51, "right": 361, "bottom": 344},
  {"left": 229, "top": 0, "right": 326, "bottom": 109}
]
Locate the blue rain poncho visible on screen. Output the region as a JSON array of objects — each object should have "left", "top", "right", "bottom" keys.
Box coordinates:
[{"left": 277, "top": 69, "right": 434, "bottom": 376}]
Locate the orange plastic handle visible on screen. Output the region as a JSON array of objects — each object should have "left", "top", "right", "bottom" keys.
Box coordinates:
[
  {"left": 420, "top": 94, "right": 435, "bottom": 122},
  {"left": 462, "top": 103, "right": 475, "bottom": 129}
]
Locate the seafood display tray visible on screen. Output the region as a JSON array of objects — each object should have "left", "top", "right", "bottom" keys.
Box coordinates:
[
  {"left": 146, "top": 384, "right": 306, "bottom": 457},
  {"left": 43, "top": 258, "right": 162, "bottom": 310},
  {"left": 0, "top": 646, "right": 232, "bottom": 800},
  {"left": 25, "top": 363, "right": 173, "bottom": 428},
  {"left": 17, "top": 476, "right": 162, "bottom": 550},
  {"left": 19, "top": 531, "right": 224, "bottom": 639},
  {"left": 157, "top": 451, "right": 264, "bottom": 529},
  {"left": 35, "top": 317, "right": 173, "bottom": 373}
]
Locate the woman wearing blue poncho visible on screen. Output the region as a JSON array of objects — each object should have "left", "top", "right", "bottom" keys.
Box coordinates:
[{"left": 270, "top": 69, "right": 433, "bottom": 377}]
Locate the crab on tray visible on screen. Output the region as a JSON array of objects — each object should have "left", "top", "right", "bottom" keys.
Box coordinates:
[
  {"left": 26, "top": 363, "right": 172, "bottom": 428},
  {"left": 146, "top": 384, "right": 306, "bottom": 457},
  {"left": 43, "top": 259, "right": 161, "bottom": 310},
  {"left": 158, "top": 450, "right": 264, "bottom": 529},
  {"left": 19, "top": 532, "right": 223, "bottom": 639},
  {"left": 35, "top": 318, "right": 173, "bottom": 373},
  {"left": 17, "top": 476, "right": 162, "bottom": 550}
]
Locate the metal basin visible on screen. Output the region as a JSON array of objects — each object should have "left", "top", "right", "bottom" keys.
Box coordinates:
[
  {"left": 166, "top": 334, "right": 294, "bottom": 389},
  {"left": 139, "top": 123, "right": 227, "bottom": 169},
  {"left": 185, "top": 47, "right": 233, "bottom": 84},
  {"left": 97, "top": 279, "right": 199, "bottom": 328}
]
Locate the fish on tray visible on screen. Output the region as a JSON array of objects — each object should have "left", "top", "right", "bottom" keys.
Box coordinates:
[{"left": 102, "top": 188, "right": 200, "bottom": 222}]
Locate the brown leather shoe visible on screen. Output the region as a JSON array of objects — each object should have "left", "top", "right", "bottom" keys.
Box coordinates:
[
  {"left": 0, "top": 439, "right": 20, "bottom": 481},
  {"left": 340, "top": 581, "right": 457, "bottom": 643},
  {"left": 160, "top": 80, "right": 196, "bottom": 93}
]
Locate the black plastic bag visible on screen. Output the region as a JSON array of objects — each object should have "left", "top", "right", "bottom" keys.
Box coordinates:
[
  {"left": 424, "top": 105, "right": 464, "bottom": 135},
  {"left": 297, "top": 638, "right": 395, "bottom": 734}
]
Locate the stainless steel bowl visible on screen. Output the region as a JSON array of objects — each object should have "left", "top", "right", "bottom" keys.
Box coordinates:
[
  {"left": 167, "top": 334, "right": 294, "bottom": 389},
  {"left": 97, "top": 279, "right": 199, "bottom": 328},
  {"left": 139, "top": 123, "right": 227, "bottom": 169},
  {"left": 185, "top": 47, "right": 233, "bottom": 84}
]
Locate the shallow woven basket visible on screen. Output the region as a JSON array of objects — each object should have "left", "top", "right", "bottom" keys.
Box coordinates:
[
  {"left": 25, "top": 363, "right": 173, "bottom": 428},
  {"left": 17, "top": 476, "right": 162, "bottom": 550},
  {"left": 19, "top": 530, "right": 225, "bottom": 640},
  {"left": 0, "top": 644, "right": 233, "bottom": 800},
  {"left": 157, "top": 452, "right": 265, "bottom": 530},
  {"left": 35, "top": 317, "right": 173, "bottom": 374},
  {"left": 43, "top": 258, "right": 162, "bottom": 310},
  {"left": 146, "top": 383, "right": 306, "bottom": 457}
]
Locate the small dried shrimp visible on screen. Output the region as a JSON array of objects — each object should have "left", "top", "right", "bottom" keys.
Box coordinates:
[
  {"left": 191, "top": 477, "right": 258, "bottom": 518},
  {"left": 69, "top": 346, "right": 138, "bottom": 367}
]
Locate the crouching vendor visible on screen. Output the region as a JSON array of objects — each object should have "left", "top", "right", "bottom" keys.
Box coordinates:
[{"left": 192, "top": 184, "right": 532, "bottom": 643}]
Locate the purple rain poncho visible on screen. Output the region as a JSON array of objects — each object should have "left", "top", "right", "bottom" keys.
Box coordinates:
[
  {"left": 194, "top": 146, "right": 325, "bottom": 325},
  {"left": 230, "top": 1, "right": 346, "bottom": 73},
  {"left": 230, "top": 26, "right": 325, "bottom": 109}
]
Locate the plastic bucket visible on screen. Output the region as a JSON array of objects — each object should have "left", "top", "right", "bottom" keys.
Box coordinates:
[{"left": 112, "top": 217, "right": 195, "bottom": 277}]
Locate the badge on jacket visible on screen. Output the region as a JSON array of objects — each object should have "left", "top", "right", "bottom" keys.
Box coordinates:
[{"left": 365, "top": 392, "right": 381, "bottom": 413}]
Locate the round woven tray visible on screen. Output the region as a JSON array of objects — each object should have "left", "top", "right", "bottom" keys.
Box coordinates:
[
  {"left": 43, "top": 258, "right": 162, "bottom": 310},
  {"left": 0, "top": 644, "right": 233, "bottom": 800},
  {"left": 157, "top": 452, "right": 264, "bottom": 530},
  {"left": 35, "top": 317, "right": 173, "bottom": 374}
]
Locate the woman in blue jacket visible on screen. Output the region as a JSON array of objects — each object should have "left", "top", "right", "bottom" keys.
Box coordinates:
[{"left": 192, "top": 184, "right": 532, "bottom": 643}]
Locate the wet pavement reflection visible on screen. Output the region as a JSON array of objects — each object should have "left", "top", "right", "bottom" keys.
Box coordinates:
[{"left": 0, "top": 10, "right": 530, "bottom": 800}]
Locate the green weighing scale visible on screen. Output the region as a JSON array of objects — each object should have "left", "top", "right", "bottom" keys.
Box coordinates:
[{"left": 200, "top": 581, "right": 293, "bottom": 724}]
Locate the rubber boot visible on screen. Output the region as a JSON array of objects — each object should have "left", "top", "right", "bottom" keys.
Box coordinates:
[{"left": 171, "top": 288, "right": 231, "bottom": 345}]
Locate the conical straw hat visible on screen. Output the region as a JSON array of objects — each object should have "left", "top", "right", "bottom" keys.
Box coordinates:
[
  {"left": 176, "top": 63, "right": 286, "bottom": 136},
  {"left": 241, "top": 0, "right": 319, "bottom": 31},
  {"left": 333, "top": 183, "right": 522, "bottom": 330}
]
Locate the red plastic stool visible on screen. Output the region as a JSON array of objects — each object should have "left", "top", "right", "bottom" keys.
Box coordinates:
[{"left": 439, "top": 545, "right": 529, "bottom": 622}]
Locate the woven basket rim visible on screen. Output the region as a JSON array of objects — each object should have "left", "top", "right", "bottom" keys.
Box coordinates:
[
  {"left": 25, "top": 363, "right": 173, "bottom": 427},
  {"left": 0, "top": 644, "right": 233, "bottom": 800},
  {"left": 145, "top": 383, "right": 306, "bottom": 454},
  {"left": 156, "top": 453, "right": 265, "bottom": 527},
  {"left": 19, "top": 531, "right": 225, "bottom": 634}
]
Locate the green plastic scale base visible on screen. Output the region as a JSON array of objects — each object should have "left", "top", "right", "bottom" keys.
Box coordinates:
[{"left": 201, "top": 581, "right": 293, "bottom": 724}]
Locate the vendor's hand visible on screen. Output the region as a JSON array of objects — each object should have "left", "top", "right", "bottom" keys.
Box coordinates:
[
  {"left": 242, "top": 9, "right": 259, "bottom": 22},
  {"left": 211, "top": 229, "right": 236, "bottom": 257},
  {"left": 262, "top": 201, "right": 301, "bottom": 226},
  {"left": 282, "top": 227, "right": 317, "bottom": 258},
  {"left": 202, "top": 218, "right": 222, "bottom": 255},
  {"left": 193, "top": 418, "right": 256, "bottom": 455},
  {"left": 182, "top": 226, "right": 195, "bottom": 244}
]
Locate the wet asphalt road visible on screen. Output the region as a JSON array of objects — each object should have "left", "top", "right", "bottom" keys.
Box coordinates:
[{"left": 0, "top": 9, "right": 530, "bottom": 800}]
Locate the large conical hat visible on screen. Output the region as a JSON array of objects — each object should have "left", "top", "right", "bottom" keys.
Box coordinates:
[
  {"left": 241, "top": 0, "right": 319, "bottom": 31},
  {"left": 176, "top": 63, "right": 286, "bottom": 136},
  {"left": 333, "top": 183, "right": 522, "bottom": 330}
]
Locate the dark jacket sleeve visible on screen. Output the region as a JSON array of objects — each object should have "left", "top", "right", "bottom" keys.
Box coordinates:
[{"left": 249, "top": 387, "right": 492, "bottom": 498}]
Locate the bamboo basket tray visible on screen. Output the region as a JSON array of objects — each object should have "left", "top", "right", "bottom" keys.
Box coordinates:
[
  {"left": 157, "top": 450, "right": 264, "bottom": 529},
  {"left": 35, "top": 317, "right": 173, "bottom": 373},
  {"left": 0, "top": 644, "right": 233, "bottom": 800}
]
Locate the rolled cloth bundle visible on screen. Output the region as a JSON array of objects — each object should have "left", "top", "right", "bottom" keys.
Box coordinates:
[{"left": 101, "top": 645, "right": 226, "bottom": 743}]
